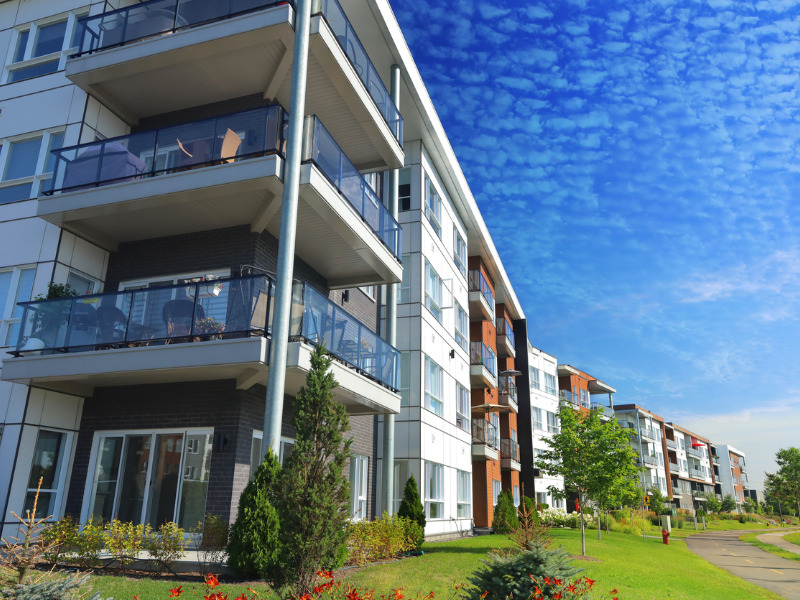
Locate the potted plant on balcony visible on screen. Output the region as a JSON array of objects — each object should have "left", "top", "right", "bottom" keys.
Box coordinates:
[
  {"left": 194, "top": 317, "right": 225, "bottom": 340},
  {"left": 19, "top": 283, "right": 79, "bottom": 353}
]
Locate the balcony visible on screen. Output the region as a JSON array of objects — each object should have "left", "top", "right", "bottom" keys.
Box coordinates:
[
  {"left": 469, "top": 342, "right": 497, "bottom": 389},
  {"left": 468, "top": 270, "right": 494, "bottom": 322},
  {"left": 471, "top": 418, "right": 499, "bottom": 461},
  {"left": 500, "top": 438, "right": 521, "bottom": 471},
  {"left": 641, "top": 426, "right": 662, "bottom": 442},
  {"left": 66, "top": 0, "right": 403, "bottom": 170},
  {"left": 665, "top": 438, "right": 678, "bottom": 450},
  {"left": 498, "top": 374, "right": 518, "bottom": 413},
  {"left": 638, "top": 454, "right": 658, "bottom": 468},
  {"left": 37, "top": 107, "right": 401, "bottom": 288},
  {"left": 590, "top": 401, "right": 612, "bottom": 416},
  {"left": 495, "top": 317, "right": 515, "bottom": 358},
  {"left": 669, "top": 462, "right": 679, "bottom": 473},
  {"left": 2, "top": 275, "right": 400, "bottom": 415},
  {"left": 687, "top": 446, "right": 705, "bottom": 459},
  {"left": 559, "top": 390, "right": 579, "bottom": 409}
]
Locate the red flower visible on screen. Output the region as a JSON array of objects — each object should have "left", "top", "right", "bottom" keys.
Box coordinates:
[
  {"left": 544, "top": 577, "right": 552, "bottom": 585},
  {"left": 584, "top": 578, "right": 595, "bottom": 588},
  {"left": 205, "top": 574, "right": 220, "bottom": 589},
  {"left": 170, "top": 586, "right": 184, "bottom": 597},
  {"left": 134, "top": 596, "right": 139, "bottom": 600},
  {"left": 392, "top": 590, "right": 404, "bottom": 600},
  {"left": 566, "top": 584, "right": 576, "bottom": 593},
  {"left": 610, "top": 589, "right": 617, "bottom": 595},
  {"left": 554, "top": 593, "right": 562, "bottom": 600},
  {"left": 235, "top": 595, "right": 249, "bottom": 600},
  {"left": 299, "top": 595, "right": 313, "bottom": 600},
  {"left": 316, "top": 570, "right": 334, "bottom": 580},
  {"left": 345, "top": 589, "right": 361, "bottom": 600},
  {"left": 424, "top": 593, "right": 434, "bottom": 600},
  {"left": 247, "top": 589, "right": 258, "bottom": 596},
  {"left": 480, "top": 592, "right": 489, "bottom": 599},
  {"left": 554, "top": 578, "right": 562, "bottom": 586},
  {"left": 534, "top": 587, "right": 542, "bottom": 595}
]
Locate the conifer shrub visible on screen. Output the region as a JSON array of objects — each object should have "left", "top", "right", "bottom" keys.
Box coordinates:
[
  {"left": 226, "top": 450, "right": 282, "bottom": 580},
  {"left": 491, "top": 490, "right": 519, "bottom": 534},
  {"left": 397, "top": 475, "right": 425, "bottom": 549}
]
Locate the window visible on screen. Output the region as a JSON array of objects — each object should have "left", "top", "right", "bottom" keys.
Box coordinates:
[
  {"left": 536, "top": 492, "right": 548, "bottom": 506},
  {"left": 392, "top": 460, "right": 409, "bottom": 514},
  {"left": 67, "top": 271, "right": 99, "bottom": 295},
  {"left": 544, "top": 373, "right": 557, "bottom": 395},
  {"left": 424, "top": 260, "right": 443, "bottom": 321},
  {"left": 0, "top": 266, "right": 36, "bottom": 347},
  {"left": 250, "top": 432, "right": 295, "bottom": 478},
  {"left": 424, "top": 174, "right": 442, "bottom": 237},
  {"left": 457, "top": 470, "right": 471, "bottom": 518},
  {"left": 359, "top": 286, "right": 376, "bottom": 300},
  {"left": 512, "top": 485, "right": 520, "bottom": 507},
  {"left": 456, "top": 382, "right": 470, "bottom": 431},
  {"left": 492, "top": 480, "right": 502, "bottom": 507},
  {"left": 5, "top": 14, "right": 81, "bottom": 84},
  {"left": 398, "top": 168, "right": 411, "bottom": 211},
  {"left": 399, "top": 255, "right": 411, "bottom": 303},
  {"left": 453, "top": 229, "right": 467, "bottom": 278},
  {"left": 424, "top": 461, "right": 444, "bottom": 519},
  {"left": 454, "top": 302, "right": 469, "bottom": 352},
  {"left": 399, "top": 352, "right": 411, "bottom": 406},
  {"left": 350, "top": 455, "right": 369, "bottom": 520},
  {"left": 529, "top": 366, "right": 541, "bottom": 390},
  {"left": 424, "top": 355, "right": 443, "bottom": 417},
  {"left": 85, "top": 429, "right": 212, "bottom": 529},
  {"left": 490, "top": 412, "right": 500, "bottom": 448},
  {"left": 0, "top": 131, "right": 65, "bottom": 204},
  {"left": 24, "top": 429, "right": 70, "bottom": 518},
  {"left": 547, "top": 411, "right": 560, "bottom": 434},
  {"left": 531, "top": 407, "right": 543, "bottom": 430}
]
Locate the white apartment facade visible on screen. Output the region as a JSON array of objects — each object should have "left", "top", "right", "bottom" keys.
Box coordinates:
[
  {"left": 614, "top": 406, "right": 669, "bottom": 498},
  {"left": 715, "top": 444, "right": 747, "bottom": 507}
]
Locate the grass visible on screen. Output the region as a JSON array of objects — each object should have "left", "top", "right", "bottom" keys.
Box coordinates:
[
  {"left": 82, "top": 527, "right": 784, "bottom": 600},
  {"left": 739, "top": 531, "right": 800, "bottom": 564},
  {"left": 784, "top": 531, "right": 800, "bottom": 547}
]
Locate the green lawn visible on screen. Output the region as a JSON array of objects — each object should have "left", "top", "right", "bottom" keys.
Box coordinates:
[
  {"left": 84, "top": 528, "right": 783, "bottom": 600},
  {"left": 784, "top": 531, "right": 800, "bottom": 547},
  {"left": 739, "top": 531, "right": 800, "bottom": 564}
]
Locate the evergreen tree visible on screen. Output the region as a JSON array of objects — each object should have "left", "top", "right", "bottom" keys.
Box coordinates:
[
  {"left": 226, "top": 449, "right": 282, "bottom": 580},
  {"left": 276, "top": 344, "right": 352, "bottom": 594},
  {"left": 398, "top": 475, "right": 426, "bottom": 548},
  {"left": 720, "top": 494, "right": 737, "bottom": 512},
  {"left": 492, "top": 490, "right": 519, "bottom": 534}
]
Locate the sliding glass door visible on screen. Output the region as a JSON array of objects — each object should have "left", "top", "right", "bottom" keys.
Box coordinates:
[{"left": 85, "top": 429, "right": 212, "bottom": 528}]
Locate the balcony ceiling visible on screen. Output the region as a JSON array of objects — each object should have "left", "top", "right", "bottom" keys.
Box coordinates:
[{"left": 66, "top": 9, "right": 402, "bottom": 170}]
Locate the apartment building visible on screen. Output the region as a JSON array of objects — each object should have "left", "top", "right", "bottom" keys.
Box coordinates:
[
  {"left": 556, "top": 365, "right": 616, "bottom": 414},
  {"left": 714, "top": 444, "right": 748, "bottom": 508},
  {"left": 513, "top": 332, "right": 564, "bottom": 509},
  {"left": 664, "top": 424, "right": 714, "bottom": 511},
  {"left": 614, "top": 405, "right": 669, "bottom": 499}
]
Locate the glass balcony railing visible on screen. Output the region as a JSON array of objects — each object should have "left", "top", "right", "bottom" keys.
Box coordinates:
[
  {"left": 468, "top": 269, "right": 494, "bottom": 310},
  {"left": 470, "top": 342, "right": 497, "bottom": 379},
  {"left": 73, "top": 0, "right": 295, "bottom": 57},
  {"left": 44, "top": 105, "right": 286, "bottom": 195},
  {"left": 559, "top": 390, "right": 578, "bottom": 407},
  {"left": 303, "top": 116, "right": 401, "bottom": 259},
  {"left": 642, "top": 426, "right": 662, "bottom": 441},
  {"left": 687, "top": 446, "right": 705, "bottom": 459},
  {"left": 498, "top": 375, "right": 517, "bottom": 401},
  {"left": 496, "top": 316, "right": 515, "bottom": 348},
  {"left": 471, "top": 418, "right": 498, "bottom": 449},
  {"left": 313, "top": 0, "right": 402, "bottom": 142},
  {"left": 11, "top": 274, "right": 399, "bottom": 391},
  {"left": 500, "top": 438, "right": 519, "bottom": 462}
]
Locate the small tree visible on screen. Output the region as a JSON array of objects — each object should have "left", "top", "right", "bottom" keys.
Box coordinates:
[
  {"left": 766, "top": 447, "right": 800, "bottom": 518},
  {"left": 397, "top": 475, "right": 425, "bottom": 549},
  {"left": 720, "top": 494, "right": 737, "bottom": 513},
  {"left": 538, "top": 406, "right": 639, "bottom": 556},
  {"left": 492, "top": 490, "right": 519, "bottom": 534},
  {"left": 226, "top": 449, "right": 282, "bottom": 580},
  {"left": 704, "top": 493, "right": 722, "bottom": 514},
  {"left": 649, "top": 487, "right": 667, "bottom": 517},
  {"left": 275, "top": 344, "right": 352, "bottom": 595}
]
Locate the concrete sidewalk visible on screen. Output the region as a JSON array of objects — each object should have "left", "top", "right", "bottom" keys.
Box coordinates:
[
  {"left": 685, "top": 528, "right": 800, "bottom": 600},
  {"left": 758, "top": 531, "right": 800, "bottom": 556}
]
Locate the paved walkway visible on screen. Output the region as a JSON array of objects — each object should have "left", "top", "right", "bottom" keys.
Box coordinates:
[
  {"left": 758, "top": 531, "right": 800, "bottom": 556},
  {"left": 686, "top": 528, "right": 800, "bottom": 599}
]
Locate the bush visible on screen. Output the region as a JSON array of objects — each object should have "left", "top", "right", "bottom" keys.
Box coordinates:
[
  {"left": 492, "top": 490, "right": 519, "bottom": 534},
  {"left": 397, "top": 475, "right": 425, "bottom": 549},
  {"left": 348, "top": 513, "right": 417, "bottom": 565},
  {"left": 146, "top": 521, "right": 187, "bottom": 571},
  {"left": 190, "top": 514, "right": 229, "bottom": 573},
  {"left": 104, "top": 520, "right": 153, "bottom": 569},
  {"left": 1, "top": 573, "right": 100, "bottom": 600},
  {"left": 74, "top": 518, "right": 104, "bottom": 568},
  {"left": 696, "top": 508, "right": 706, "bottom": 518},
  {"left": 226, "top": 449, "right": 282, "bottom": 580},
  {"left": 40, "top": 515, "right": 79, "bottom": 563},
  {"left": 537, "top": 508, "right": 595, "bottom": 529},
  {"left": 466, "top": 545, "right": 582, "bottom": 600}
]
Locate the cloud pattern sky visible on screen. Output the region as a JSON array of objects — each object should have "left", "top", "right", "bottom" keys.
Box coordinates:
[{"left": 388, "top": 0, "right": 800, "bottom": 486}]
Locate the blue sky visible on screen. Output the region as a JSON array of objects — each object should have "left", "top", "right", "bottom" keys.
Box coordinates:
[{"left": 388, "top": 0, "right": 800, "bottom": 489}]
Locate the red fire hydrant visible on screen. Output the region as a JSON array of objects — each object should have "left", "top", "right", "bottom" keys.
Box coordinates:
[{"left": 662, "top": 529, "right": 670, "bottom": 545}]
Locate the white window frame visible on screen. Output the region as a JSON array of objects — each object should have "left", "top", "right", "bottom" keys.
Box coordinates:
[
  {"left": 359, "top": 286, "right": 376, "bottom": 300},
  {"left": 456, "top": 381, "right": 470, "bottom": 432},
  {"left": 490, "top": 412, "right": 500, "bottom": 449},
  {"left": 454, "top": 301, "right": 469, "bottom": 352},
  {"left": 424, "top": 355, "right": 444, "bottom": 417},
  {"left": 457, "top": 470, "right": 471, "bottom": 518},
  {"left": 529, "top": 366, "right": 541, "bottom": 390},
  {"left": 547, "top": 411, "right": 560, "bottom": 434},
  {"left": 453, "top": 229, "right": 467, "bottom": 279},
  {"left": 392, "top": 460, "right": 409, "bottom": 515},
  {"left": 492, "top": 479, "right": 502, "bottom": 507},
  {"left": 0, "top": 265, "right": 36, "bottom": 348},
  {"left": 424, "top": 174, "right": 442, "bottom": 238},
  {"left": 119, "top": 268, "right": 230, "bottom": 291},
  {"left": 0, "top": 129, "right": 65, "bottom": 203},
  {"left": 424, "top": 461, "right": 444, "bottom": 519},
  {"left": 24, "top": 428, "right": 74, "bottom": 521},
  {"left": 350, "top": 455, "right": 369, "bottom": 520},
  {"left": 424, "top": 259, "right": 443, "bottom": 322},
  {"left": 513, "top": 485, "right": 520, "bottom": 507},
  {"left": 531, "top": 407, "right": 543, "bottom": 431},
  {"left": 250, "top": 431, "right": 295, "bottom": 478},
  {"left": 4, "top": 12, "right": 84, "bottom": 84},
  {"left": 544, "top": 373, "right": 558, "bottom": 395},
  {"left": 67, "top": 270, "right": 100, "bottom": 295}
]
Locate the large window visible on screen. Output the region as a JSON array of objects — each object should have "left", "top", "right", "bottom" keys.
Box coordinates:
[
  {"left": 546, "top": 411, "right": 560, "bottom": 434},
  {"left": 456, "top": 382, "right": 470, "bottom": 432},
  {"left": 350, "top": 455, "right": 369, "bottom": 520},
  {"left": 0, "top": 266, "right": 36, "bottom": 347},
  {"left": 544, "top": 373, "right": 557, "bottom": 395},
  {"left": 454, "top": 302, "right": 469, "bottom": 352},
  {"left": 424, "top": 175, "right": 442, "bottom": 237},
  {"left": 424, "top": 461, "right": 444, "bottom": 519},
  {"left": 4, "top": 14, "right": 82, "bottom": 84},
  {"left": 529, "top": 366, "right": 541, "bottom": 390},
  {"left": 24, "top": 429, "right": 71, "bottom": 518},
  {"left": 513, "top": 485, "right": 520, "bottom": 507},
  {"left": 579, "top": 388, "right": 589, "bottom": 409},
  {"left": 490, "top": 412, "right": 500, "bottom": 448},
  {"left": 85, "top": 429, "right": 213, "bottom": 529},
  {"left": 492, "top": 479, "right": 502, "bottom": 507},
  {"left": 531, "top": 407, "right": 543, "bottom": 430},
  {"left": 453, "top": 229, "right": 467, "bottom": 278},
  {"left": 250, "top": 432, "right": 294, "bottom": 479},
  {"left": 424, "top": 355, "right": 443, "bottom": 417},
  {"left": 392, "top": 460, "right": 409, "bottom": 514},
  {"left": 398, "top": 168, "right": 411, "bottom": 211},
  {"left": 457, "top": 470, "right": 471, "bottom": 518},
  {"left": 424, "top": 260, "right": 443, "bottom": 321},
  {"left": 0, "top": 131, "right": 64, "bottom": 204}
]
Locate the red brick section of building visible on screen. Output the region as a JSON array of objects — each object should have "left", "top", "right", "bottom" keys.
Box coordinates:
[
  {"left": 556, "top": 365, "right": 615, "bottom": 415},
  {"left": 496, "top": 304, "right": 520, "bottom": 510},
  {"left": 670, "top": 424, "right": 715, "bottom": 510}
]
